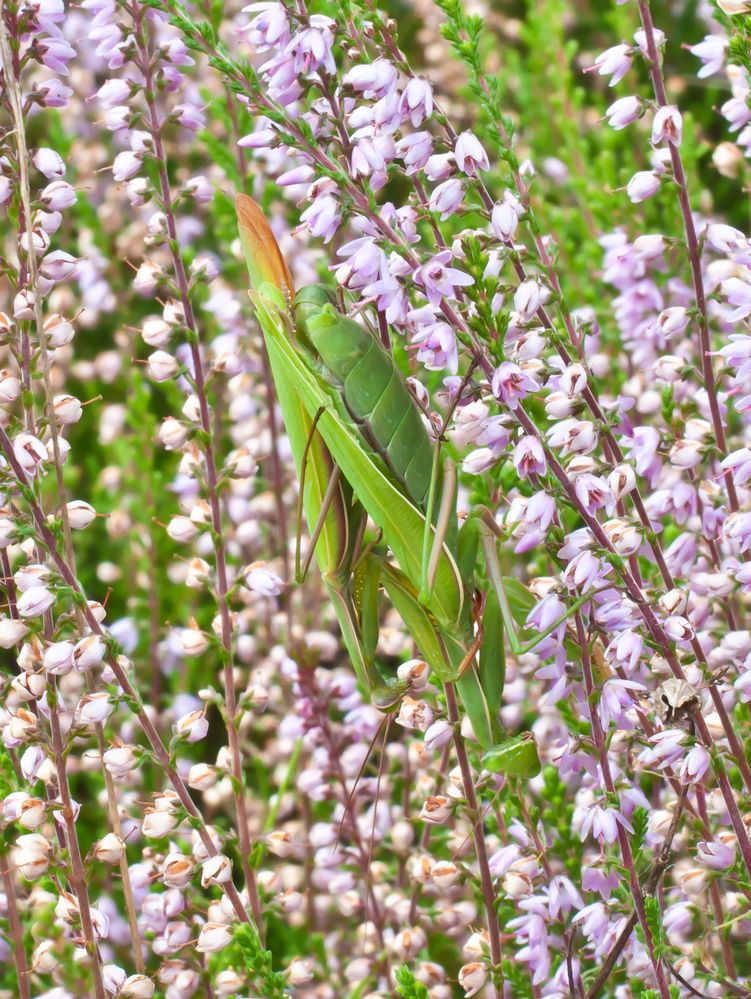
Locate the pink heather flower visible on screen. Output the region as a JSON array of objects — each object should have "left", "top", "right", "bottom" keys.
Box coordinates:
[
  {"left": 343, "top": 59, "right": 397, "bottom": 98},
  {"left": 678, "top": 745, "right": 710, "bottom": 785},
  {"left": 598, "top": 677, "right": 645, "bottom": 730},
  {"left": 722, "top": 448, "right": 751, "bottom": 486},
  {"left": 96, "top": 78, "right": 131, "bottom": 108},
  {"left": 491, "top": 197, "right": 521, "bottom": 242},
  {"left": 626, "top": 171, "right": 660, "bottom": 203},
  {"left": 579, "top": 803, "right": 633, "bottom": 844},
  {"left": 398, "top": 77, "right": 433, "bottom": 126},
  {"left": 697, "top": 838, "right": 736, "bottom": 870},
  {"left": 454, "top": 130, "right": 489, "bottom": 176},
  {"left": 689, "top": 35, "right": 728, "bottom": 78},
  {"left": 428, "top": 178, "right": 464, "bottom": 220},
  {"left": 113, "top": 151, "right": 142, "bottom": 182},
  {"left": 33, "top": 147, "right": 65, "bottom": 179},
  {"left": 513, "top": 436, "right": 546, "bottom": 478},
  {"left": 300, "top": 193, "right": 340, "bottom": 243},
  {"left": 242, "top": 2, "right": 290, "bottom": 51},
  {"left": 412, "top": 321, "right": 458, "bottom": 373},
  {"left": 414, "top": 251, "right": 473, "bottom": 306},
  {"left": 590, "top": 44, "right": 633, "bottom": 86},
  {"left": 491, "top": 361, "right": 538, "bottom": 409},
  {"left": 651, "top": 105, "right": 683, "bottom": 146},
  {"left": 638, "top": 728, "right": 686, "bottom": 770},
  {"left": 605, "top": 95, "right": 641, "bottom": 129},
  {"left": 395, "top": 131, "right": 433, "bottom": 174}
]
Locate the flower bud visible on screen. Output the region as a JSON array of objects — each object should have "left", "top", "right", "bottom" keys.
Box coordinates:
[
  {"left": 18, "top": 585, "right": 55, "bottom": 618},
  {"left": 396, "top": 696, "right": 433, "bottom": 732},
  {"left": 196, "top": 921, "right": 233, "bottom": 953},
  {"left": 147, "top": 350, "right": 178, "bottom": 381},
  {"left": 31, "top": 939, "right": 58, "bottom": 973},
  {"left": 201, "top": 853, "right": 232, "bottom": 886},
  {"left": 44, "top": 641, "right": 74, "bottom": 674},
  {"left": 458, "top": 962, "right": 487, "bottom": 997},
  {"left": 74, "top": 635, "right": 106, "bottom": 671},
  {"left": 76, "top": 691, "right": 113, "bottom": 726},
  {"left": 67, "top": 500, "right": 96, "bottom": 530},
  {"left": 396, "top": 658, "right": 429, "bottom": 691},
  {"left": 0, "top": 369, "right": 20, "bottom": 403},
  {"left": 608, "top": 463, "right": 635, "bottom": 501},
  {"left": 45, "top": 314, "right": 75, "bottom": 347},
  {"left": 167, "top": 515, "right": 199, "bottom": 543},
  {"left": 431, "top": 860, "right": 461, "bottom": 888},
  {"left": 419, "top": 795, "right": 453, "bottom": 824},
  {"left": 0, "top": 618, "right": 28, "bottom": 648},
  {"left": 121, "top": 975, "right": 156, "bottom": 998},
  {"left": 175, "top": 709, "right": 208, "bottom": 743},
  {"left": 53, "top": 394, "right": 82, "bottom": 425},
  {"left": 424, "top": 719, "right": 453, "bottom": 751},
  {"left": 94, "top": 832, "right": 125, "bottom": 864}
]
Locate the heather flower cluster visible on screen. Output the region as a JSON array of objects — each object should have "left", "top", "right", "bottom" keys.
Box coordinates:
[{"left": 2, "top": 0, "right": 751, "bottom": 997}]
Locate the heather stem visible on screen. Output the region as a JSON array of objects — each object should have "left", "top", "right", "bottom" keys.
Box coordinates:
[
  {"left": 637, "top": 0, "right": 738, "bottom": 512},
  {"left": 444, "top": 683, "right": 503, "bottom": 999},
  {"left": 575, "top": 611, "right": 671, "bottom": 999},
  {"left": 130, "top": 0, "right": 263, "bottom": 933},
  {"left": 1, "top": 855, "right": 30, "bottom": 999}
]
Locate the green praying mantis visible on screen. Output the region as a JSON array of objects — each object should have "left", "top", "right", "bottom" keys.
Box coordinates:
[{"left": 237, "top": 196, "right": 597, "bottom": 778}]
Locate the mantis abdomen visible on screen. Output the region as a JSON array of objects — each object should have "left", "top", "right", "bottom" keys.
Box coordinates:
[{"left": 302, "top": 303, "right": 435, "bottom": 511}]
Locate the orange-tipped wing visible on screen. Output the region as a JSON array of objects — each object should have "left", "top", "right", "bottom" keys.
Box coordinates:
[{"left": 236, "top": 194, "right": 295, "bottom": 300}]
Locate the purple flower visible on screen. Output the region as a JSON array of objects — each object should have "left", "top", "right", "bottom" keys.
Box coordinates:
[
  {"left": 398, "top": 77, "right": 433, "bottom": 126},
  {"left": 605, "top": 95, "right": 641, "bottom": 129},
  {"left": 395, "top": 131, "right": 433, "bottom": 174},
  {"left": 697, "top": 838, "right": 736, "bottom": 870},
  {"left": 412, "top": 320, "right": 458, "bottom": 373},
  {"left": 343, "top": 59, "right": 397, "bottom": 98},
  {"left": 626, "top": 170, "right": 661, "bottom": 203},
  {"left": 651, "top": 105, "right": 683, "bottom": 146},
  {"left": 689, "top": 35, "right": 727, "bottom": 78},
  {"left": 491, "top": 361, "right": 538, "bottom": 409},
  {"left": 413, "top": 251, "right": 473, "bottom": 306},
  {"left": 454, "top": 130, "right": 489, "bottom": 176},
  {"left": 300, "top": 192, "right": 340, "bottom": 243},
  {"left": 428, "top": 178, "right": 464, "bottom": 220},
  {"left": 579, "top": 803, "right": 633, "bottom": 844},
  {"left": 590, "top": 44, "right": 633, "bottom": 86},
  {"left": 678, "top": 745, "right": 709, "bottom": 785},
  {"left": 513, "top": 436, "right": 546, "bottom": 478}
]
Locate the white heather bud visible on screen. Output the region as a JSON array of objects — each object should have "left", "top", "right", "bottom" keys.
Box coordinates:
[
  {"left": 14, "top": 833, "right": 51, "bottom": 878},
  {"left": 161, "top": 853, "right": 195, "bottom": 888},
  {"left": 53, "top": 393, "right": 82, "bottom": 425},
  {"left": 44, "top": 641, "right": 74, "bottom": 674},
  {"left": 713, "top": 141, "right": 743, "bottom": 178},
  {"left": 141, "top": 808, "right": 178, "bottom": 839},
  {"left": 31, "top": 940, "right": 59, "bottom": 973},
  {"left": 265, "top": 830, "right": 298, "bottom": 858},
  {"left": 120, "top": 975, "right": 155, "bottom": 998},
  {"left": 391, "top": 926, "right": 427, "bottom": 960},
  {"left": 424, "top": 719, "right": 453, "bottom": 751},
  {"left": 396, "top": 658, "right": 429, "bottom": 691},
  {"left": 608, "top": 463, "right": 636, "bottom": 501},
  {"left": 185, "top": 558, "right": 211, "bottom": 589},
  {"left": 669, "top": 439, "right": 703, "bottom": 469},
  {"left": 559, "top": 363, "right": 587, "bottom": 398},
  {"left": 419, "top": 795, "right": 453, "bottom": 824},
  {"left": 163, "top": 299, "right": 185, "bottom": 326},
  {"left": 14, "top": 433, "right": 47, "bottom": 476},
  {"left": 458, "top": 962, "right": 488, "bottom": 997},
  {"left": 180, "top": 627, "right": 209, "bottom": 657},
  {"left": 159, "top": 417, "right": 189, "bottom": 450},
  {"left": 67, "top": 500, "right": 96, "bottom": 530},
  {"left": 167, "top": 516, "right": 199, "bottom": 543},
  {"left": 74, "top": 635, "right": 106, "bottom": 671},
  {"left": 396, "top": 696, "right": 433, "bottom": 732},
  {"left": 0, "top": 369, "right": 20, "bottom": 403},
  {"left": 196, "top": 922, "right": 233, "bottom": 953},
  {"left": 12, "top": 671, "right": 46, "bottom": 701},
  {"left": 147, "top": 350, "right": 178, "bottom": 381},
  {"left": 685, "top": 418, "right": 712, "bottom": 441},
  {"left": 544, "top": 391, "right": 575, "bottom": 420},
  {"left": 175, "top": 709, "right": 209, "bottom": 743},
  {"left": 103, "top": 744, "right": 138, "bottom": 778},
  {"left": 0, "top": 618, "right": 28, "bottom": 648},
  {"left": 142, "top": 317, "right": 171, "bottom": 347},
  {"left": 76, "top": 691, "right": 114, "bottom": 726},
  {"left": 390, "top": 820, "right": 414, "bottom": 852},
  {"left": 287, "top": 958, "right": 314, "bottom": 987},
  {"left": 17, "top": 793, "right": 45, "bottom": 826},
  {"left": 658, "top": 588, "right": 688, "bottom": 616},
  {"left": 226, "top": 447, "right": 258, "bottom": 478},
  {"left": 13, "top": 289, "right": 35, "bottom": 320},
  {"left": 652, "top": 355, "right": 685, "bottom": 382},
  {"left": 664, "top": 615, "right": 695, "bottom": 642},
  {"left": 14, "top": 564, "right": 50, "bottom": 592},
  {"left": 94, "top": 832, "right": 125, "bottom": 864},
  {"left": 17, "top": 585, "right": 55, "bottom": 618},
  {"left": 503, "top": 867, "right": 533, "bottom": 898},
  {"left": 44, "top": 314, "right": 75, "bottom": 347},
  {"left": 188, "top": 763, "right": 218, "bottom": 791},
  {"left": 201, "top": 854, "right": 232, "bottom": 887},
  {"left": 678, "top": 866, "right": 707, "bottom": 895},
  {"left": 603, "top": 518, "right": 641, "bottom": 556},
  {"left": 431, "top": 860, "right": 461, "bottom": 888}
]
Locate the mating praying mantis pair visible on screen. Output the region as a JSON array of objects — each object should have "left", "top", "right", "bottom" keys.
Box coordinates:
[{"left": 237, "top": 196, "right": 592, "bottom": 778}]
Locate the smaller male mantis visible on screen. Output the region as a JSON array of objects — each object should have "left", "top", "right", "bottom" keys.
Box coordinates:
[{"left": 237, "top": 196, "right": 595, "bottom": 777}]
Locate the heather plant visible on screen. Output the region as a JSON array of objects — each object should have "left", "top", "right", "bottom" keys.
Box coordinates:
[{"left": 3, "top": 0, "right": 751, "bottom": 997}]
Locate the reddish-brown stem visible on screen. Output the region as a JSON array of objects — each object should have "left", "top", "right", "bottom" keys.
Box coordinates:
[
  {"left": 445, "top": 683, "right": 503, "bottom": 999},
  {"left": 637, "top": 0, "right": 738, "bottom": 513},
  {"left": 1, "top": 857, "right": 31, "bottom": 999},
  {"left": 130, "top": 1, "right": 263, "bottom": 932},
  {"left": 576, "top": 612, "right": 670, "bottom": 999}
]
